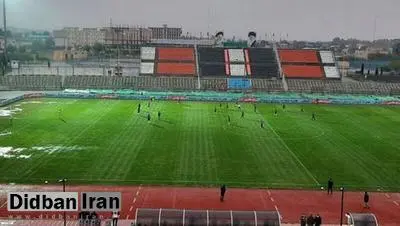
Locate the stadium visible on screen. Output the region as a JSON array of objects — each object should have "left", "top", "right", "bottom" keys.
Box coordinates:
[{"left": 1, "top": 30, "right": 400, "bottom": 225}]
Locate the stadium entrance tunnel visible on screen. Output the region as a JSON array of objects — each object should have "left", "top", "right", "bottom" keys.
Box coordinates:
[
  {"left": 346, "top": 212, "right": 378, "bottom": 226},
  {"left": 134, "top": 208, "right": 281, "bottom": 226}
]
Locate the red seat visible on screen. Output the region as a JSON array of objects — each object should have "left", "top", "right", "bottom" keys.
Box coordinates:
[
  {"left": 282, "top": 65, "right": 324, "bottom": 78},
  {"left": 279, "top": 49, "right": 319, "bottom": 63},
  {"left": 157, "top": 63, "right": 196, "bottom": 76},
  {"left": 158, "top": 48, "right": 195, "bottom": 61}
]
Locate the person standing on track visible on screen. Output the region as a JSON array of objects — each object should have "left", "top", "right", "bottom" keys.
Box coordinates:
[
  {"left": 364, "top": 192, "right": 370, "bottom": 208},
  {"left": 306, "top": 214, "right": 314, "bottom": 226},
  {"left": 112, "top": 211, "right": 119, "bottom": 226},
  {"left": 327, "top": 178, "right": 334, "bottom": 195},
  {"left": 314, "top": 214, "right": 322, "bottom": 226},
  {"left": 220, "top": 184, "right": 226, "bottom": 202}
]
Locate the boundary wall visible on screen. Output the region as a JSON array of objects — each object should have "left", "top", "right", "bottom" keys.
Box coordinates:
[{"left": 2, "top": 90, "right": 400, "bottom": 106}]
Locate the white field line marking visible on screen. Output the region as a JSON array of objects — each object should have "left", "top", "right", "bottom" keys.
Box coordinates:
[
  {"left": 133, "top": 198, "right": 136, "bottom": 203},
  {"left": 0, "top": 200, "right": 7, "bottom": 208},
  {"left": 136, "top": 191, "right": 140, "bottom": 196},
  {"left": 274, "top": 205, "right": 279, "bottom": 211},
  {"left": 267, "top": 190, "right": 271, "bottom": 196},
  {"left": 393, "top": 201, "right": 399, "bottom": 206},
  {"left": 262, "top": 115, "right": 320, "bottom": 185},
  {"left": 270, "top": 197, "right": 275, "bottom": 202},
  {"left": 0, "top": 178, "right": 392, "bottom": 189},
  {"left": 385, "top": 193, "right": 390, "bottom": 198},
  {"left": 129, "top": 206, "right": 134, "bottom": 211}
]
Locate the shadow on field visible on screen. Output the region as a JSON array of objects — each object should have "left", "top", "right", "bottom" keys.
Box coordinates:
[
  {"left": 150, "top": 123, "right": 164, "bottom": 129},
  {"left": 160, "top": 119, "right": 174, "bottom": 125}
]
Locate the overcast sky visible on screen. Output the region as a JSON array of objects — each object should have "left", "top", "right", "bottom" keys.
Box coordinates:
[{"left": 3, "top": 0, "right": 400, "bottom": 41}]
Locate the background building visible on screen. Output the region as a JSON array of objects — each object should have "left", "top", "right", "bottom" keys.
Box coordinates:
[
  {"left": 149, "top": 24, "right": 182, "bottom": 39},
  {"left": 53, "top": 27, "right": 106, "bottom": 48},
  {"left": 104, "top": 26, "right": 151, "bottom": 46}
]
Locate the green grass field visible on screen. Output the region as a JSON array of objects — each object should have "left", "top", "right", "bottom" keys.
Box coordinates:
[{"left": 0, "top": 98, "right": 399, "bottom": 190}]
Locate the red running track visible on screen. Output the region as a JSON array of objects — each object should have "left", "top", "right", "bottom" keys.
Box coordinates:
[{"left": 0, "top": 184, "right": 399, "bottom": 225}]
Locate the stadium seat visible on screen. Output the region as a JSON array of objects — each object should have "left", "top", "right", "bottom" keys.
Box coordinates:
[{"left": 278, "top": 49, "right": 320, "bottom": 64}]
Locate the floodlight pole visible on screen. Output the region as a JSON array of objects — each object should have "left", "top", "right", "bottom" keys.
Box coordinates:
[
  {"left": 58, "top": 179, "right": 67, "bottom": 226},
  {"left": 340, "top": 187, "right": 344, "bottom": 226},
  {"left": 2, "top": 0, "right": 7, "bottom": 73}
]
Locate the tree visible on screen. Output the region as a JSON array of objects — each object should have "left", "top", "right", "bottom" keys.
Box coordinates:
[
  {"left": 83, "top": 45, "right": 91, "bottom": 52},
  {"left": 18, "top": 46, "right": 27, "bottom": 53},
  {"left": 0, "top": 29, "right": 12, "bottom": 37},
  {"left": 93, "top": 43, "right": 104, "bottom": 54},
  {"left": 31, "top": 40, "right": 45, "bottom": 52},
  {"left": 6, "top": 45, "right": 16, "bottom": 53}
]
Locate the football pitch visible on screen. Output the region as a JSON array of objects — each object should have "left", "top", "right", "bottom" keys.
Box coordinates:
[{"left": 0, "top": 98, "right": 399, "bottom": 191}]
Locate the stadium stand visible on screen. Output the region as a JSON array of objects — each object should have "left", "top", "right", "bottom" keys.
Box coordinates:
[
  {"left": 248, "top": 48, "right": 277, "bottom": 64},
  {"left": 198, "top": 47, "right": 227, "bottom": 77},
  {"left": 252, "top": 79, "right": 284, "bottom": 92},
  {"left": 282, "top": 65, "right": 324, "bottom": 79},
  {"left": 157, "top": 47, "right": 195, "bottom": 62},
  {"left": 319, "top": 51, "right": 335, "bottom": 64},
  {"left": 199, "top": 64, "right": 226, "bottom": 77},
  {"left": 228, "top": 78, "right": 252, "bottom": 90},
  {"left": 323, "top": 66, "right": 340, "bottom": 79},
  {"left": 0, "top": 75, "right": 62, "bottom": 90},
  {"left": 200, "top": 78, "right": 227, "bottom": 91},
  {"left": 152, "top": 47, "right": 197, "bottom": 76},
  {"left": 64, "top": 75, "right": 197, "bottom": 91},
  {"left": 140, "top": 62, "right": 155, "bottom": 75},
  {"left": 227, "top": 49, "right": 245, "bottom": 63},
  {"left": 134, "top": 208, "right": 281, "bottom": 226},
  {"left": 278, "top": 49, "right": 339, "bottom": 80},
  {"left": 157, "top": 63, "right": 196, "bottom": 76},
  {"left": 140, "top": 47, "right": 156, "bottom": 61},
  {"left": 245, "top": 48, "right": 279, "bottom": 78},
  {"left": 278, "top": 49, "right": 320, "bottom": 64},
  {"left": 250, "top": 64, "right": 279, "bottom": 78},
  {"left": 198, "top": 48, "right": 225, "bottom": 63},
  {"left": 198, "top": 47, "right": 279, "bottom": 78},
  {"left": 286, "top": 79, "right": 400, "bottom": 95},
  {"left": 229, "top": 64, "right": 247, "bottom": 76}
]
